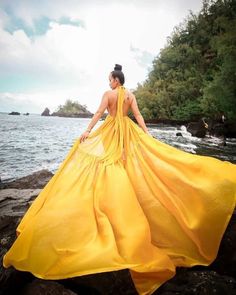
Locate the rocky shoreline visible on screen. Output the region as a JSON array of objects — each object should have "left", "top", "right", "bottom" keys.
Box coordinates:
[
  {"left": 144, "top": 118, "right": 236, "bottom": 139},
  {"left": 0, "top": 170, "right": 235, "bottom": 295},
  {"left": 6, "top": 109, "right": 236, "bottom": 139}
]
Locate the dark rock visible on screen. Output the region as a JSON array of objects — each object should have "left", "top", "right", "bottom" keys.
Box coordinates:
[
  {"left": 0, "top": 267, "right": 35, "bottom": 295},
  {"left": 0, "top": 189, "right": 41, "bottom": 219},
  {"left": 209, "top": 123, "right": 226, "bottom": 137},
  {"left": 186, "top": 119, "right": 207, "bottom": 138},
  {"left": 0, "top": 169, "right": 53, "bottom": 190},
  {"left": 176, "top": 132, "right": 183, "bottom": 136},
  {"left": 209, "top": 210, "right": 236, "bottom": 277},
  {"left": 41, "top": 108, "right": 50, "bottom": 116},
  {"left": 224, "top": 122, "right": 236, "bottom": 138},
  {"left": 21, "top": 279, "right": 77, "bottom": 295},
  {"left": 62, "top": 269, "right": 136, "bottom": 295},
  {"left": 23, "top": 113, "right": 30, "bottom": 116},
  {"left": 186, "top": 119, "right": 236, "bottom": 139},
  {"left": 144, "top": 117, "right": 236, "bottom": 139},
  {"left": 156, "top": 269, "right": 236, "bottom": 295},
  {"left": 8, "top": 112, "right": 20, "bottom": 115},
  {"left": 50, "top": 111, "right": 93, "bottom": 118}
]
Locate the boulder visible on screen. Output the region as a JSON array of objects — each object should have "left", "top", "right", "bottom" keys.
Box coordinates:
[{"left": 186, "top": 119, "right": 207, "bottom": 138}]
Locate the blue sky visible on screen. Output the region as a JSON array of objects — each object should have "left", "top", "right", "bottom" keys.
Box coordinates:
[{"left": 0, "top": 0, "right": 203, "bottom": 114}]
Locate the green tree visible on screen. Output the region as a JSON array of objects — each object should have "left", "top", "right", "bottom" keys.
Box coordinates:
[{"left": 134, "top": 0, "right": 236, "bottom": 122}]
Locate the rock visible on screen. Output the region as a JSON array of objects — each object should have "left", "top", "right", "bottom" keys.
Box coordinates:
[
  {"left": 210, "top": 123, "right": 226, "bottom": 137},
  {"left": 50, "top": 111, "right": 93, "bottom": 118},
  {"left": 21, "top": 279, "right": 77, "bottom": 295},
  {"left": 176, "top": 132, "right": 183, "bottom": 136},
  {"left": 64, "top": 269, "right": 136, "bottom": 295},
  {"left": 209, "top": 210, "right": 236, "bottom": 277},
  {"left": 224, "top": 122, "right": 236, "bottom": 138},
  {"left": 8, "top": 112, "right": 20, "bottom": 115},
  {"left": 156, "top": 269, "right": 236, "bottom": 295},
  {"left": 23, "top": 113, "right": 30, "bottom": 116},
  {"left": 41, "top": 108, "right": 50, "bottom": 116},
  {"left": 0, "top": 169, "right": 54, "bottom": 190},
  {"left": 0, "top": 188, "right": 42, "bottom": 218},
  {"left": 0, "top": 170, "right": 235, "bottom": 295},
  {"left": 0, "top": 187, "right": 46, "bottom": 295},
  {"left": 191, "top": 119, "right": 236, "bottom": 139},
  {"left": 186, "top": 119, "right": 207, "bottom": 138},
  {"left": 144, "top": 118, "right": 236, "bottom": 139}
]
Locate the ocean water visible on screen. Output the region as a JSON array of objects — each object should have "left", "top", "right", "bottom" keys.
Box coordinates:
[{"left": 1, "top": 112, "right": 236, "bottom": 182}]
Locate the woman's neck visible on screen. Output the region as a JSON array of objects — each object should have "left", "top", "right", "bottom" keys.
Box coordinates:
[{"left": 114, "top": 85, "right": 123, "bottom": 89}]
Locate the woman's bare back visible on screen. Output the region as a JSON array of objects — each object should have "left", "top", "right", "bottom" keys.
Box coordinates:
[
  {"left": 107, "top": 88, "right": 134, "bottom": 117},
  {"left": 105, "top": 88, "right": 149, "bottom": 134}
]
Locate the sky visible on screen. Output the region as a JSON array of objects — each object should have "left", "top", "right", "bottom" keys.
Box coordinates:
[{"left": 0, "top": 0, "right": 203, "bottom": 114}]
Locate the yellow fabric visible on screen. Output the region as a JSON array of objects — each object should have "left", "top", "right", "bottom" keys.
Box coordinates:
[{"left": 3, "top": 86, "right": 236, "bottom": 295}]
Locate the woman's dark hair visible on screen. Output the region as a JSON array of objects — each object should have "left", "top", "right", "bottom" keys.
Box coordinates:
[{"left": 111, "top": 64, "right": 125, "bottom": 85}]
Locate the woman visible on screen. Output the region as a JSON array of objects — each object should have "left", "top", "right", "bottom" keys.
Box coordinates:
[
  {"left": 79, "top": 64, "right": 151, "bottom": 143},
  {"left": 3, "top": 64, "right": 236, "bottom": 295}
]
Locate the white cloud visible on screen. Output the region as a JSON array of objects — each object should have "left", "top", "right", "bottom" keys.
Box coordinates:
[{"left": 0, "top": 0, "right": 203, "bottom": 114}]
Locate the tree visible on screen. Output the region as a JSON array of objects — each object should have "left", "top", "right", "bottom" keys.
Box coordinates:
[{"left": 134, "top": 0, "right": 236, "bottom": 121}]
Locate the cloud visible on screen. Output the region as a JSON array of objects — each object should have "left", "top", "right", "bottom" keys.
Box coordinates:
[
  {"left": 0, "top": 0, "right": 203, "bottom": 114},
  {"left": 0, "top": 92, "right": 41, "bottom": 113}
]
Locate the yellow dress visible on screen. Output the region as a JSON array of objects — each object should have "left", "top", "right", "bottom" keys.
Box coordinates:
[{"left": 3, "top": 86, "right": 236, "bottom": 295}]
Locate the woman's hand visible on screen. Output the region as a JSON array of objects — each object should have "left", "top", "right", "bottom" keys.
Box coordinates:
[
  {"left": 79, "top": 130, "right": 90, "bottom": 143},
  {"left": 145, "top": 131, "right": 153, "bottom": 137}
]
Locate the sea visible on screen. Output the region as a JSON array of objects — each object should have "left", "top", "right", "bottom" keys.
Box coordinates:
[{"left": 1, "top": 112, "right": 236, "bottom": 182}]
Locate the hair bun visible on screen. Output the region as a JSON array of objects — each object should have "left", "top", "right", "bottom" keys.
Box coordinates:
[{"left": 114, "top": 64, "right": 122, "bottom": 71}]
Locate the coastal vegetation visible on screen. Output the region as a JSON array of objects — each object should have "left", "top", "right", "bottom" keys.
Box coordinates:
[
  {"left": 49, "top": 99, "right": 93, "bottom": 118},
  {"left": 134, "top": 0, "right": 236, "bottom": 122}
]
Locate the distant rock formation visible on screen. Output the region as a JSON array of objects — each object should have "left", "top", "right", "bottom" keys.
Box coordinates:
[
  {"left": 41, "top": 108, "right": 50, "bottom": 116},
  {"left": 51, "top": 99, "right": 93, "bottom": 118},
  {"left": 8, "top": 112, "right": 20, "bottom": 115},
  {"left": 50, "top": 111, "right": 93, "bottom": 118},
  {"left": 23, "top": 113, "right": 29, "bottom": 116}
]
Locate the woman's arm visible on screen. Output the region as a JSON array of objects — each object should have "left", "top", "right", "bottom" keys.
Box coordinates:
[
  {"left": 79, "top": 91, "right": 109, "bottom": 143},
  {"left": 130, "top": 94, "right": 151, "bottom": 135}
]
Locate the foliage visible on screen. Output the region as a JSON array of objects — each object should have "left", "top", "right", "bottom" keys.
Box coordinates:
[
  {"left": 134, "top": 0, "right": 236, "bottom": 121},
  {"left": 56, "top": 99, "right": 89, "bottom": 114}
]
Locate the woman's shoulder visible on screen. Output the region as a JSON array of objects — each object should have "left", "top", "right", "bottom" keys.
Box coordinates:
[
  {"left": 125, "top": 88, "right": 135, "bottom": 102},
  {"left": 103, "top": 88, "right": 135, "bottom": 99}
]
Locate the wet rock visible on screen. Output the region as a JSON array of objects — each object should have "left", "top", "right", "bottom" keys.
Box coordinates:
[
  {"left": 0, "top": 169, "right": 53, "bottom": 190},
  {"left": 176, "top": 132, "right": 183, "bottom": 136},
  {"left": 186, "top": 120, "right": 207, "bottom": 138}
]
